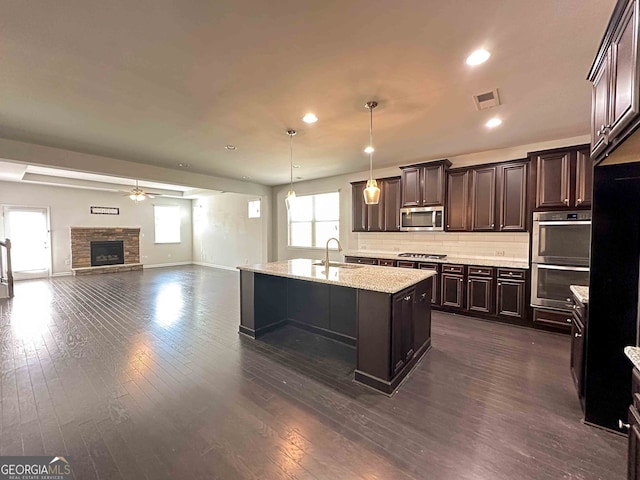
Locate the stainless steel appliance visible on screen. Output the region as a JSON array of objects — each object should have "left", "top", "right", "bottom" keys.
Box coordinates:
[
  {"left": 399, "top": 206, "right": 444, "bottom": 232},
  {"left": 531, "top": 211, "right": 591, "bottom": 310}
]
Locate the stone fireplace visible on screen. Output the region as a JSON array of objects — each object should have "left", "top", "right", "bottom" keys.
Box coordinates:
[{"left": 71, "top": 227, "right": 142, "bottom": 275}]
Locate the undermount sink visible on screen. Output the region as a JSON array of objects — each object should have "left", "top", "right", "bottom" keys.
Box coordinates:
[{"left": 312, "top": 261, "right": 363, "bottom": 269}]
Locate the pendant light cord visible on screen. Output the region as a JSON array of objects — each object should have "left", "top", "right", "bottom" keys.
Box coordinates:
[
  {"left": 289, "top": 133, "right": 294, "bottom": 191},
  {"left": 369, "top": 105, "right": 373, "bottom": 179}
]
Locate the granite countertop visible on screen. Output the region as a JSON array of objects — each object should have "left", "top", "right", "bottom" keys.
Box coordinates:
[
  {"left": 237, "top": 258, "right": 435, "bottom": 294},
  {"left": 344, "top": 250, "right": 530, "bottom": 269},
  {"left": 625, "top": 347, "right": 640, "bottom": 370},
  {"left": 570, "top": 285, "right": 589, "bottom": 304}
]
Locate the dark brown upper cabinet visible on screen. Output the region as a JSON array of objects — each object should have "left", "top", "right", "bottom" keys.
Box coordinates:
[
  {"left": 530, "top": 145, "right": 591, "bottom": 211},
  {"left": 351, "top": 176, "right": 402, "bottom": 232},
  {"left": 470, "top": 167, "right": 496, "bottom": 231},
  {"left": 498, "top": 162, "right": 528, "bottom": 231},
  {"left": 446, "top": 160, "right": 528, "bottom": 233},
  {"left": 588, "top": 0, "right": 640, "bottom": 162},
  {"left": 400, "top": 160, "right": 452, "bottom": 207},
  {"left": 445, "top": 170, "right": 469, "bottom": 231}
]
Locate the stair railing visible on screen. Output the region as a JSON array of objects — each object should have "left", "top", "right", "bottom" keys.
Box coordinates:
[{"left": 0, "top": 238, "right": 14, "bottom": 298}]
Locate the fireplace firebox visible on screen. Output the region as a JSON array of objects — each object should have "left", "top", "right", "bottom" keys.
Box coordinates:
[{"left": 90, "top": 240, "right": 125, "bottom": 267}]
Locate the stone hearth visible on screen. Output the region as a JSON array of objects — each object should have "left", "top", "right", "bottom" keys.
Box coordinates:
[{"left": 70, "top": 227, "right": 142, "bottom": 275}]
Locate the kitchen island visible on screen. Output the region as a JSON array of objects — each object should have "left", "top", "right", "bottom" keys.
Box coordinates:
[{"left": 238, "top": 258, "right": 435, "bottom": 395}]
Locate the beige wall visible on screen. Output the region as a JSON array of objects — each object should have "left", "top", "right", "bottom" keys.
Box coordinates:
[
  {"left": 0, "top": 181, "right": 193, "bottom": 275},
  {"left": 273, "top": 134, "right": 589, "bottom": 262},
  {"left": 192, "top": 192, "right": 267, "bottom": 269}
]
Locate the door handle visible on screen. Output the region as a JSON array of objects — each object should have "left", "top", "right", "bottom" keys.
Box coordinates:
[
  {"left": 619, "top": 420, "right": 631, "bottom": 430},
  {"left": 574, "top": 332, "right": 582, "bottom": 338}
]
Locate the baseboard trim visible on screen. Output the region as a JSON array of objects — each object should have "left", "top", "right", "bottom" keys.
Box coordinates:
[
  {"left": 192, "top": 261, "right": 239, "bottom": 272},
  {"left": 51, "top": 272, "right": 73, "bottom": 277},
  {"left": 144, "top": 262, "right": 192, "bottom": 269}
]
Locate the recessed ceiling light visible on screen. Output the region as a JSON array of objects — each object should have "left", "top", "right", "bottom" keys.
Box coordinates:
[
  {"left": 242, "top": 175, "right": 251, "bottom": 180},
  {"left": 364, "top": 146, "right": 375, "bottom": 154},
  {"left": 486, "top": 117, "right": 502, "bottom": 128},
  {"left": 293, "top": 164, "right": 301, "bottom": 169},
  {"left": 225, "top": 145, "right": 237, "bottom": 150},
  {"left": 466, "top": 49, "right": 491, "bottom": 66},
  {"left": 178, "top": 162, "right": 190, "bottom": 168},
  {"left": 303, "top": 113, "right": 318, "bottom": 124}
]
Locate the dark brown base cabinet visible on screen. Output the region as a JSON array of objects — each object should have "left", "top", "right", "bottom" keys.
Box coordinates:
[
  {"left": 345, "top": 257, "right": 529, "bottom": 324},
  {"left": 570, "top": 289, "right": 588, "bottom": 411},
  {"left": 627, "top": 369, "right": 640, "bottom": 480}
]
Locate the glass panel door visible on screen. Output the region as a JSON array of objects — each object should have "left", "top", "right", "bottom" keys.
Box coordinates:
[{"left": 3, "top": 207, "right": 51, "bottom": 280}]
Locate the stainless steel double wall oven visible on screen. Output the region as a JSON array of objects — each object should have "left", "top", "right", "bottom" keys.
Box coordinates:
[{"left": 531, "top": 211, "right": 591, "bottom": 311}]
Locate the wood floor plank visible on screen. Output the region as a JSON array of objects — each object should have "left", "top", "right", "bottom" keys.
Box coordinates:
[{"left": 0, "top": 266, "right": 627, "bottom": 479}]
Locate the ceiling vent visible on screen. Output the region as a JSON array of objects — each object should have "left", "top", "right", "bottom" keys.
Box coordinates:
[{"left": 473, "top": 88, "right": 501, "bottom": 110}]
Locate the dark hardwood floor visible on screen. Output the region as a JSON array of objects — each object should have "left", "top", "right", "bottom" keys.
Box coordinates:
[{"left": 0, "top": 266, "right": 626, "bottom": 479}]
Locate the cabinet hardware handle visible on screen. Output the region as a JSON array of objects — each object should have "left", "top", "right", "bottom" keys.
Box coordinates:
[
  {"left": 446, "top": 224, "right": 450, "bottom": 228},
  {"left": 500, "top": 224, "right": 504, "bottom": 228},
  {"left": 491, "top": 223, "right": 494, "bottom": 228},
  {"left": 566, "top": 318, "right": 571, "bottom": 323},
  {"left": 421, "top": 292, "right": 427, "bottom": 299},
  {"left": 577, "top": 198, "right": 582, "bottom": 204},
  {"left": 566, "top": 298, "right": 571, "bottom": 302},
  {"left": 404, "top": 295, "right": 411, "bottom": 301},
  {"left": 498, "top": 282, "right": 502, "bottom": 286},
  {"left": 564, "top": 198, "right": 569, "bottom": 205},
  {"left": 574, "top": 333, "right": 582, "bottom": 338},
  {"left": 619, "top": 420, "right": 631, "bottom": 430}
]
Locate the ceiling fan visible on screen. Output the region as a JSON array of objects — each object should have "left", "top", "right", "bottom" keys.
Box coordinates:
[{"left": 122, "top": 180, "right": 162, "bottom": 202}]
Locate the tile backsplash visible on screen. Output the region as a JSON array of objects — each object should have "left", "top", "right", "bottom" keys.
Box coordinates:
[{"left": 357, "top": 232, "right": 529, "bottom": 260}]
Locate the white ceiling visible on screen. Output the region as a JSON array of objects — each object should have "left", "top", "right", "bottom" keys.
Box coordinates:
[{"left": 0, "top": 0, "right": 614, "bottom": 186}]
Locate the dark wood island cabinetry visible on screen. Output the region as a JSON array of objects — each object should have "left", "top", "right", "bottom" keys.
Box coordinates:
[{"left": 238, "top": 259, "right": 434, "bottom": 395}]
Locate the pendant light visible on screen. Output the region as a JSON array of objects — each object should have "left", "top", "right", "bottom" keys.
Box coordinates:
[
  {"left": 363, "top": 101, "right": 380, "bottom": 204},
  {"left": 285, "top": 129, "right": 297, "bottom": 211}
]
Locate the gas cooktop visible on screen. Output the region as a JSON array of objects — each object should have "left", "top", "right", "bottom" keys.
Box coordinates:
[{"left": 398, "top": 253, "right": 447, "bottom": 259}]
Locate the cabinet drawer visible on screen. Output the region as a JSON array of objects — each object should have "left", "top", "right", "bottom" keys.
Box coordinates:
[
  {"left": 468, "top": 266, "right": 493, "bottom": 277},
  {"left": 345, "top": 256, "right": 378, "bottom": 265},
  {"left": 397, "top": 260, "right": 417, "bottom": 269},
  {"left": 533, "top": 308, "right": 572, "bottom": 328},
  {"left": 442, "top": 264, "right": 464, "bottom": 274},
  {"left": 418, "top": 262, "right": 439, "bottom": 271},
  {"left": 378, "top": 259, "right": 397, "bottom": 267},
  {"left": 497, "top": 268, "right": 526, "bottom": 280}
]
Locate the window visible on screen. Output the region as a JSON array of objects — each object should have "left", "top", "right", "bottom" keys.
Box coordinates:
[
  {"left": 288, "top": 192, "right": 339, "bottom": 248},
  {"left": 154, "top": 205, "right": 181, "bottom": 243},
  {"left": 248, "top": 199, "right": 261, "bottom": 218}
]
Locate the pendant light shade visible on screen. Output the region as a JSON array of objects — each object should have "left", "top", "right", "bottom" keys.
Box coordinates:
[
  {"left": 363, "top": 101, "right": 380, "bottom": 205},
  {"left": 285, "top": 129, "right": 297, "bottom": 211}
]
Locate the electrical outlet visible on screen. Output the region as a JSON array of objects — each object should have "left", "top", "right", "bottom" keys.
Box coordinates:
[{"left": 494, "top": 250, "right": 505, "bottom": 257}]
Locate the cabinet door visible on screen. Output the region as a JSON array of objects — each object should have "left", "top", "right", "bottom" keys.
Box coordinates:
[
  {"left": 351, "top": 182, "right": 368, "bottom": 232},
  {"left": 570, "top": 316, "right": 585, "bottom": 397},
  {"left": 498, "top": 163, "right": 527, "bottom": 231},
  {"left": 535, "top": 152, "right": 571, "bottom": 209},
  {"left": 467, "top": 277, "right": 494, "bottom": 314},
  {"left": 609, "top": 0, "right": 640, "bottom": 141},
  {"left": 591, "top": 50, "right": 611, "bottom": 158},
  {"left": 418, "top": 263, "right": 440, "bottom": 305},
  {"left": 496, "top": 280, "right": 525, "bottom": 319},
  {"left": 446, "top": 171, "right": 469, "bottom": 231},
  {"left": 441, "top": 273, "right": 464, "bottom": 309},
  {"left": 383, "top": 177, "right": 401, "bottom": 231},
  {"left": 401, "top": 167, "right": 422, "bottom": 207},
  {"left": 470, "top": 167, "right": 496, "bottom": 231},
  {"left": 367, "top": 183, "right": 384, "bottom": 232},
  {"left": 423, "top": 164, "right": 446, "bottom": 206},
  {"left": 628, "top": 406, "right": 640, "bottom": 480},
  {"left": 391, "top": 290, "right": 414, "bottom": 376},
  {"left": 575, "top": 150, "right": 593, "bottom": 208},
  {"left": 413, "top": 280, "right": 432, "bottom": 353}
]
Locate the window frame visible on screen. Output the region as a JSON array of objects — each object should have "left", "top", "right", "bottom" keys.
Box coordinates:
[
  {"left": 153, "top": 204, "right": 182, "bottom": 244},
  {"left": 287, "top": 191, "right": 340, "bottom": 249}
]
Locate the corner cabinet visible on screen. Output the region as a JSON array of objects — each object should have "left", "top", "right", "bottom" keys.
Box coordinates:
[
  {"left": 530, "top": 145, "right": 592, "bottom": 211},
  {"left": 588, "top": 0, "right": 640, "bottom": 162},
  {"left": 400, "top": 160, "right": 452, "bottom": 207},
  {"left": 351, "top": 176, "right": 401, "bottom": 232}
]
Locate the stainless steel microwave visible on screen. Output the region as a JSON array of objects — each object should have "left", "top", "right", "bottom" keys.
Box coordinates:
[{"left": 399, "top": 206, "right": 445, "bottom": 231}]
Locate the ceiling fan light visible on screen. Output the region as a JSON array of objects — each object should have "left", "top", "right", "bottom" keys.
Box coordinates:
[
  {"left": 137, "top": 193, "right": 146, "bottom": 201},
  {"left": 363, "top": 179, "right": 380, "bottom": 205},
  {"left": 129, "top": 194, "right": 137, "bottom": 201}
]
